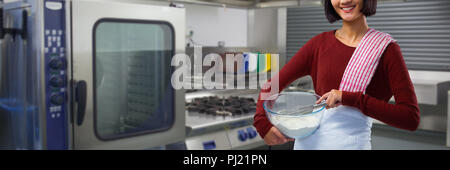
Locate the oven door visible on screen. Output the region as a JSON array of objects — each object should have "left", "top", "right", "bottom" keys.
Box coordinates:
[{"left": 71, "top": 0, "right": 185, "bottom": 149}]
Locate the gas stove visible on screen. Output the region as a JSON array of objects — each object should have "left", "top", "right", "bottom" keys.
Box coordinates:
[
  {"left": 185, "top": 96, "right": 256, "bottom": 117},
  {"left": 184, "top": 90, "right": 265, "bottom": 150}
]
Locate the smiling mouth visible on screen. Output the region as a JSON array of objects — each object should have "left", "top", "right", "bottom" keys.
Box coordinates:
[{"left": 341, "top": 6, "right": 355, "bottom": 13}]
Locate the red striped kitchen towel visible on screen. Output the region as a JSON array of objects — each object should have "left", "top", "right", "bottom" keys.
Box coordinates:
[{"left": 339, "top": 28, "right": 396, "bottom": 93}]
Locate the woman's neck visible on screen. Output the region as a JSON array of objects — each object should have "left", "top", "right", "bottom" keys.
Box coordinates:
[{"left": 339, "top": 15, "right": 369, "bottom": 43}]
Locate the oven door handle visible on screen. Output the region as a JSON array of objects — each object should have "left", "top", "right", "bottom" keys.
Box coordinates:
[{"left": 76, "top": 80, "right": 87, "bottom": 126}]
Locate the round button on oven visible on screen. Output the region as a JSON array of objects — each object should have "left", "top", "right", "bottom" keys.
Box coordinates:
[
  {"left": 50, "top": 94, "right": 64, "bottom": 105},
  {"left": 50, "top": 77, "right": 64, "bottom": 87},
  {"left": 49, "top": 59, "right": 63, "bottom": 70}
]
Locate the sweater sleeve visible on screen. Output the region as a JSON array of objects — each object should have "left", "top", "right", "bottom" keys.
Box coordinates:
[
  {"left": 341, "top": 43, "right": 420, "bottom": 131},
  {"left": 253, "top": 36, "right": 317, "bottom": 138}
]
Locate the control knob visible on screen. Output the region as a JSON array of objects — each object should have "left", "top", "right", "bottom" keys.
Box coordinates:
[
  {"left": 247, "top": 127, "right": 258, "bottom": 139},
  {"left": 50, "top": 77, "right": 64, "bottom": 87},
  {"left": 237, "top": 129, "right": 248, "bottom": 142},
  {"left": 49, "top": 59, "right": 63, "bottom": 70},
  {"left": 50, "top": 94, "right": 64, "bottom": 105}
]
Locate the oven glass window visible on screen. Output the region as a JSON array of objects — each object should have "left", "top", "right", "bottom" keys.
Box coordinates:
[{"left": 94, "top": 20, "right": 174, "bottom": 140}]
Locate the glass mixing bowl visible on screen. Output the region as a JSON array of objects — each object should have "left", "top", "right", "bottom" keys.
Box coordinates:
[{"left": 263, "top": 91, "right": 326, "bottom": 139}]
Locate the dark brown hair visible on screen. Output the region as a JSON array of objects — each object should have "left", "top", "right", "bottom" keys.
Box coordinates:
[{"left": 324, "top": 0, "right": 377, "bottom": 23}]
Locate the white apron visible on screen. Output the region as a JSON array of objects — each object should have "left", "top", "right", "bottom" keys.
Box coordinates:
[
  {"left": 294, "top": 106, "right": 373, "bottom": 150},
  {"left": 293, "top": 28, "right": 395, "bottom": 150}
]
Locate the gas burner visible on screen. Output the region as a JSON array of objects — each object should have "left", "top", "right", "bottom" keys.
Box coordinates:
[{"left": 186, "top": 96, "right": 256, "bottom": 116}]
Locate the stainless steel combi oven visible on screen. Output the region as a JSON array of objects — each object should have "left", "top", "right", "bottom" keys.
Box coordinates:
[{"left": 0, "top": 0, "right": 186, "bottom": 149}]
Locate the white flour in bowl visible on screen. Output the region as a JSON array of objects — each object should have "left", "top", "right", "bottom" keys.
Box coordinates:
[{"left": 270, "top": 115, "right": 320, "bottom": 138}]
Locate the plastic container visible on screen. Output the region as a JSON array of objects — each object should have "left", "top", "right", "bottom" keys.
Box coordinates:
[
  {"left": 263, "top": 92, "right": 326, "bottom": 139},
  {"left": 248, "top": 53, "right": 258, "bottom": 72},
  {"left": 264, "top": 53, "right": 271, "bottom": 72},
  {"left": 241, "top": 53, "right": 250, "bottom": 73}
]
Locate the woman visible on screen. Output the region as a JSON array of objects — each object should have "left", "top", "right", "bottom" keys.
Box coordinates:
[{"left": 253, "top": 0, "right": 420, "bottom": 150}]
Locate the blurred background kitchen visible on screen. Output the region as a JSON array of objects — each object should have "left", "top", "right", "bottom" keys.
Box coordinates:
[{"left": 0, "top": 0, "right": 449, "bottom": 150}]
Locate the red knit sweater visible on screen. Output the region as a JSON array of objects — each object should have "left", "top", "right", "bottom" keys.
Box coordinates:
[{"left": 253, "top": 30, "right": 420, "bottom": 138}]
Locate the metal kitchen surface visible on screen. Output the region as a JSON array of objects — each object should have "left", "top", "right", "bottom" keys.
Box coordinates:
[
  {"left": 184, "top": 89, "right": 264, "bottom": 150},
  {"left": 186, "top": 89, "right": 259, "bottom": 135}
]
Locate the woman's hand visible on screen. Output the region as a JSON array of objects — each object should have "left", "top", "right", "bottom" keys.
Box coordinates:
[
  {"left": 316, "top": 89, "right": 342, "bottom": 109},
  {"left": 263, "top": 127, "right": 294, "bottom": 145}
]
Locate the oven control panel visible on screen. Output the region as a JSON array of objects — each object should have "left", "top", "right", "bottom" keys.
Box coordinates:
[
  {"left": 185, "top": 131, "right": 232, "bottom": 150},
  {"left": 226, "top": 125, "right": 263, "bottom": 149},
  {"left": 185, "top": 125, "right": 264, "bottom": 150},
  {"left": 44, "top": 0, "right": 67, "bottom": 149}
]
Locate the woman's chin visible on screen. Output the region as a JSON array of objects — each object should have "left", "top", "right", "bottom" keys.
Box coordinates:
[
  {"left": 341, "top": 16, "right": 361, "bottom": 23},
  {"left": 340, "top": 12, "right": 365, "bottom": 22},
  {"left": 342, "top": 18, "right": 356, "bottom": 22}
]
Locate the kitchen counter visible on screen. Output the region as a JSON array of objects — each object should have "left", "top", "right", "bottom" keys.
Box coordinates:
[{"left": 184, "top": 89, "right": 265, "bottom": 150}]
